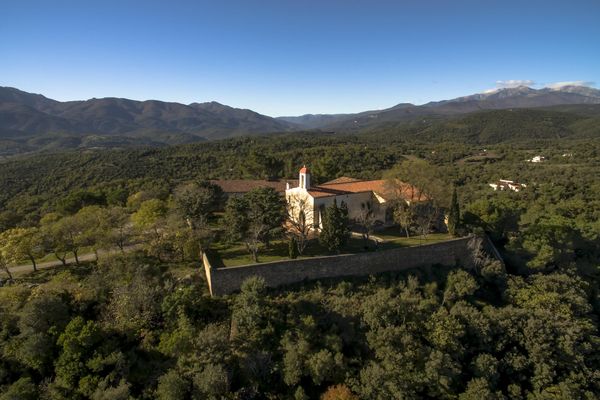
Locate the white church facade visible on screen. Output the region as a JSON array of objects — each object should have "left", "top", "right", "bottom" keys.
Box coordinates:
[{"left": 285, "top": 166, "right": 419, "bottom": 229}]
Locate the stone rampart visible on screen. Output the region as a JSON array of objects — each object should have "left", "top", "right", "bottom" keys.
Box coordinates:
[{"left": 204, "top": 236, "right": 479, "bottom": 296}]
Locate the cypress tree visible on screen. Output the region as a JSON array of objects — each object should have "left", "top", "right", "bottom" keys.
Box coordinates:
[
  {"left": 448, "top": 187, "right": 460, "bottom": 236},
  {"left": 319, "top": 200, "right": 350, "bottom": 253},
  {"left": 289, "top": 236, "right": 299, "bottom": 259}
]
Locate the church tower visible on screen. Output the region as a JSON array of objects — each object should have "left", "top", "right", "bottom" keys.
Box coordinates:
[{"left": 299, "top": 165, "right": 310, "bottom": 189}]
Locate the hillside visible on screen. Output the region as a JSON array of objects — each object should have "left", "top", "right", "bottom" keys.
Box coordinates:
[
  {"left": 2, "top": 85, "right": 600, "bottom": 155},
  {"left": 361, "top": 108, "right": 600, "bottom": 144},
  {"left": 0, "top": 87, "right": 297, "bottom": 154},
  {"left": 279, "top": 85, "right": 600, "bottom": 131}
]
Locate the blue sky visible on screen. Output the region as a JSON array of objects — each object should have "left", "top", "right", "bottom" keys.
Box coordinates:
[{"left": 1, "top": 0, "right": 599, "bottom": 116}]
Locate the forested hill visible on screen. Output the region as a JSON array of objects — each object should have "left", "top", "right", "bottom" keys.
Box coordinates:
[
  {"left": 362, "top": 107, "right": 600, "bottom": 144},
  {"left": 2, "top": 86, "right": 600, "bottom": 155},
  {"left": 1, "top": 133, "right": 599, "bottom": 398},
  {"left": 0, "top": 86, "right": 297, "bottom": 154}
]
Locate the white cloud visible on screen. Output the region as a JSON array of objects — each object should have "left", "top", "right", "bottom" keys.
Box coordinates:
[
  {"left": 544, "top": 80, "right": 595, "bottom": 89},
  {"left": 495, "top": 80, "right": 535, "bottom": 88}
]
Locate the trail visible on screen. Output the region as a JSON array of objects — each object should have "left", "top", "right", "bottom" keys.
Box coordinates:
[{"left": 7, "top": 246, "right": 136, "bottom": 276}]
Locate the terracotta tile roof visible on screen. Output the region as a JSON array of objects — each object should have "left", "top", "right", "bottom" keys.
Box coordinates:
[
  {"left": 322, "top": 176, "right": 361, "bottom": 184},
  {"left": 307, "top": 179, "right": 423, "bottom": 201},
  {"left": 211, "top": 179, "right": 297, "bottom": 194},
  {"left": 299, "top": 165, "right": 310, "bottom": 173}
]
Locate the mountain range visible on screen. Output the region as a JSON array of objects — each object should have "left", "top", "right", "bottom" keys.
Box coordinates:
[
  {"left": 1, "top": 84, "right": 600, "bottom": 155},
  {"left": 0, "top": 86, "right": 298, "bottom": 154},
  {"left": 277, "top": 85, "right": 600, "bottom": 130}
]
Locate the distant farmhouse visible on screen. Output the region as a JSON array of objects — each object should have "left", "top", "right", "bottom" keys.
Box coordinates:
[{"left": 489, "top": 179, "right": 527, "bottom": 192}]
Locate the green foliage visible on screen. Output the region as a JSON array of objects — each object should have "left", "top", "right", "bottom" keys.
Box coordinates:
[
  {"left": 0, "top": 377, "right": 38, "bottom": 400},
  {"left": 131, "top": 199, "right": 167, "bottom": 228},
  {"left": 448, "top": 187, "right": 461, "bottom": 236},
  {"left": 222, "top": 187, "right": 286, "bottom": 262},
  {"left": 319, "top": 200, "right": 350, "bottom": 253},
  {"left": 442, "top": 270, "right": 479, "bottom": 306},
  {"left": 172, "top": 181, "right": 223, "bottom": 228},
  {"left": 0, "top": 120, "right": 599, "bottom": 399},
  {"left": 289, "top": 237, "right": 299, "bottom": 259},
  {"left": 156, "top": 369, "right": 189, "bottom": 400},
  {"left": 0, "top": 253, "right": 598, "bottom": 398},
  {"left": 245, "top": 150, "right": 284, "bottom": 180},
  {"left": 58, "top": 190, "right": 106, "bottom": 215}
]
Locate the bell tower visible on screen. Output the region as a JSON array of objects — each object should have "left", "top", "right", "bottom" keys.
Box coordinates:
[{"left": 299, "top": 165, "right": 310, "bottom": 189}]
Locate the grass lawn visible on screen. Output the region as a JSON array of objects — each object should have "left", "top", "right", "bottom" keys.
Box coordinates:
[
  {"left": 374, "top": 227, "right": 453, "bottom": 247},
  {"left": 211, "top": 229, "right": 455, "bottom": 268}
]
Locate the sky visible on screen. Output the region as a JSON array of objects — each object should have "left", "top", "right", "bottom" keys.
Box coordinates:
[{"left": 1, "top": 0, "right": 599, "bottom": 116}]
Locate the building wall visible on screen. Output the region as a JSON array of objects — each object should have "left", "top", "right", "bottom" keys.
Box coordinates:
[
  {"left": 286, "top": 190, "right": 389, "bottom": 228},
  {"left": 204, "top": 236, "right": 477, "bottom": 296},
  {"left": 313, "top": 191, "right": 386, "bottom": 223},
  {"left": 285, "top": 188, "right": 315, "bottom": 226}
]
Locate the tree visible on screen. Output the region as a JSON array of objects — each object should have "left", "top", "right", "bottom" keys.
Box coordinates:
[
  {"left": 0, "top": 251, "right": 12, "bottom": 280},
  {"left": 54, "top": 317, "right": 102, "bottom": 392},
  {"left": 447, "top": 187, "right": 460, "bottom": 236},
  {"left": 286, "top": 193, "right": 314, "bottom": 255},
  {"left": 0, "top": 377, "right": 38, "bottom": 400},
  {"left": 75, "top": 206, "right": 108, "bottom": 261},
  {"left": 223, "top": 187, "right": 285, "bottom": 262},
  {"left": 321, "top": 384, "right": 359, "bottom": 400},
  {"left": 37, "top": 213, "right": 82, "bottom": 266},
  {"left": 57, "top": 189, "right": 106, "bottom": 214},
  {"left": 393, "top": 201, "right": 413, "bottom": 238},
  {"left": 412, "top": 201, "right": 439, "bottom": 239},
  {"left": 156, "top": 369, "right": 190, "bottom": 400},
  {"left": 356, "top": 201, "right": 376, "bottom": 245},
  {"left": 103, "top": 206, "right": 132, "bottom": 252},
  {"left": 173, "top": 181, "right": 223, "bottom": 230},
  {"left": 132, "top": 199, "right": 169, "bottom": 260},
  {"left": 173, "top": 181, "right": 223, "bottom": 256},
  {"left": 105, "top": 187, "right": 129, "bottom": 206},
  {"left": 191, "top": 363, "right": 230, "bottom": 399},
  {"left": 385, "top": 160, "right": 450, "bottom": 238},
  {"left": 0, "top": 227, "right": 44, "bottom": 272},
  {"left": 463, "top": 198, "right": 521, "bottom": 244},
  {"left": 289, "top": 237, "right": 299, "bottom": 259},
  {"left": 51, "top": 214, "right": 86, "bottom": 265},
  {"left": 245, "top": 151, "right": 283, "bottom": 180},
  {"left": 319, "top": 200, "right": 350, "bottom": 253},
  {"left": 231, "top": 277, "right": 269, "bottom": 342},
  {"left": 442, "top": 270, "right": 479, "bottom": 307},
  {"left": 384, "top": 159, "right": 450, "bottom": 206}
]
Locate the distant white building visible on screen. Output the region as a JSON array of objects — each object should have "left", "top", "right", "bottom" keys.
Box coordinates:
[
  {"left": 489, "top": 179, "right": 527, "bottom": 192},
  {"left": 527, "top": 155, "right": 545, "bottom": 163}
]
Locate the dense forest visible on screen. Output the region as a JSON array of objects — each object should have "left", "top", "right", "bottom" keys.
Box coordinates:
[{"left": 0, "top": 128, "right": 599, "bottom": 398}]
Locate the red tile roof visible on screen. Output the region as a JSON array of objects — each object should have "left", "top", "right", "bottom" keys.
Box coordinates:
[
  {"left": 299, "top": 165, "right": 310, "bottom": 173},
  {"left": 211, "top": 179, "right": 297, "bottom": 194},
  {"left": 306, "top": 179, "right": 422, "bottom": 201},
  {"left": 322, "top": 176, "right": 361, "bottom": 184}
]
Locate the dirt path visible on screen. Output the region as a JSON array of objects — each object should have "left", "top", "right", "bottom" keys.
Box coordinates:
[{"left": 7, "top": 246, "right": 136, "bottom": 276}]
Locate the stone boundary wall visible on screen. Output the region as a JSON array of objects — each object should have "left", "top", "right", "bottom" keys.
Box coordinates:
[{"left": 204, "top": 236, "right": 480, "bottom": 296}]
